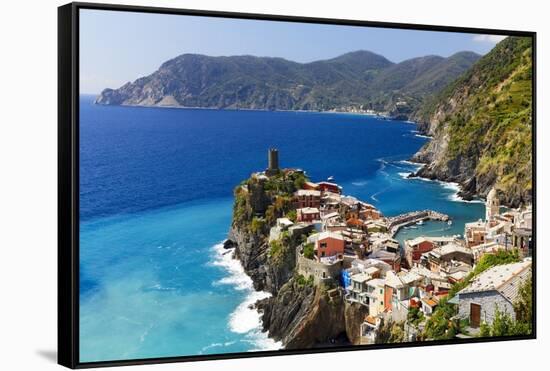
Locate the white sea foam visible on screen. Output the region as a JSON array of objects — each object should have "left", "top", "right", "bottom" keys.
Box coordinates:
[
  {"left": 199, "top": 341, "right": 238, "bottom": 354},
  {"left": 351, "top": 180, "right": 368, "bottom": 186},
  {"left": 211, "top": 242, "right": 282, "bottom": 351},
  {"left": 415, "top": 134, "right": 433, "bottom": 139},
  {"left": 211, "top": 243, "right": 251, "bottom": 291},
  {"left": 244, "top": 328, "right": 283, "bottom": 351},
  {"left": 398, "top": 160, "right": 424, "bottom": 169},
  {"left": 229, "top": 289, "right": 271, "bottom": 334},
  {"left": 398, "top": 172, "right": 412, "bottom": 179},
  {"left": 404, "top": 175, "right": 483, "bottom": 204}
]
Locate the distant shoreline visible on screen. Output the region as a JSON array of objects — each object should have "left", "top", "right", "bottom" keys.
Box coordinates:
[{"left": 80, "top": 94, "right": 414, "bottom": 121}]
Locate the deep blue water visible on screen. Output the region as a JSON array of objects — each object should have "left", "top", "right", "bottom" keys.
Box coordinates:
[{"left": 79, "top": 95, "right": 483, "bottom": 362}]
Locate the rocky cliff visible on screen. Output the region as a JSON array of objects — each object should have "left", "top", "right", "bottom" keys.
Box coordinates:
[
  {"left": 226, "top": 170, "right": 368, "bottom": 348},
  {"left": 256, "top": 280, "right": 347, "bottom": 348},
  {"left": 411, "top": 36, "right": 533, "bottom": 207}
]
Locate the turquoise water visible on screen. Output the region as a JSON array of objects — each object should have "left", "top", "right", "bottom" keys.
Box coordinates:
[{"left": 79, "top": 96, "right": 484, "bottom": 362}]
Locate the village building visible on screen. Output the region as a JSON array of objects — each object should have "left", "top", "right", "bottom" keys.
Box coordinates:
[
  {"left": 405, "top": 236, "right": 461, "bottom": 267},
  {"left": 470, "top": 241, "right": 507, "bottom": 262},
  {"left": 405, "top": 237, "right": 436, "bottom": 267},
  {"left": 349, "top": 258, "right": 392, "bottom": 277},
  {"left": 307, "top": 231, "right": 346, "bottom": 259},
  {"left": 410, "top": 266, "right": 453, "bottom": 294},
  {"left": 303, "top": 181, "right": 320, "bottom": 191},
  {"left": 366, "top": 278, "right": 387, "bottom": 317},
  {"left": 365, "top": 220, "right": 388, "bottom": 233},
  {"left": 294, "top": 189, "right": 321, "bottom": 209},
  {"left": 346, "top": 267, "right": 381, "bottom": 306},
  {"left": 319, "top": 195, "right": 341, "bottom": 215},
  {"left": 465, "top": 219, "right": 487, "bottom": 247},
  {"left": 384, "top": 271, "right": 423, "bottom": 316},
  {"left": 516, "top": 205, "right": 532, "bottom": 229},
  {"left": 457, "top": 261, "right": 531, "bottom": 327},
  {"left": 512, "top": 228, "right": 532, "bottom": 256},
  {"left": 287, "top": 222, "right": 315, "bottom": 239},
  {"left": 359, "top": 204, "right": 382, "bottom": 220},
  {"left": 296, "top": 252, "right": 345, "bottom": 285},
  {"left": 296, "top": 207, "right": 320, "bottom": 223},
  {"left": 370, "top": 233, "right": 399, "bottom": 253},
  {"left": 369, "top": 249, "right": 401, "bottom": 272},
  {"left": 317, "top": 181, "right": 342, "bottom": 194},
  {"left": 269, "top": 217, "right": 294, "bottom": 242},
  {"left": 421, "top": 243, "right": 473, "bottom": 273},
  {"left": 421, "top": 295, "right": 440, "bottom": 317},
  {"left": 360, "top": 315, "right": 381, "bottom": 345}
]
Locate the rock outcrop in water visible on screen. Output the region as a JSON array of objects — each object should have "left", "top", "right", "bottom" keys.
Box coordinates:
[{"left": 410, "top": 36, "right": 533, "bottom": 207}]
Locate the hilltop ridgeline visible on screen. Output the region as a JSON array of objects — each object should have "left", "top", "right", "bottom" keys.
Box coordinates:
[
  {"left": 95, "top": 50, "right": 479, "bottom": 118},
  {"left": 411, "top": 36, "right": 533, "bottom": 207}
]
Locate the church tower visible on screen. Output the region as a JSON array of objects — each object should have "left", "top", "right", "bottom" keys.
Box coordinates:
[{"left": 485, "top": 187, "right": 499, "bottom": 221}]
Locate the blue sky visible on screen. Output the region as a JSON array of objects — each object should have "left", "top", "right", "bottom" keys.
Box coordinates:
[{"left": 80, "top": 9, "right": 507, "bottom": 94}]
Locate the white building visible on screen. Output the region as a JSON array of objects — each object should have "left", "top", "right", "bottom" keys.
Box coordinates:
[{"left": 457, "top": 261, "right": 531, "bottom": 327}]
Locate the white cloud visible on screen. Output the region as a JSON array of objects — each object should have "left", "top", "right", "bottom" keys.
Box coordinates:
[{"left": 473, "top": 34, "right": 507, "bottom": 43}]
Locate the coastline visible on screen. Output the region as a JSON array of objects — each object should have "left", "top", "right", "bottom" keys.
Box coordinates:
[
  {"left": 87, "top": 95, "right": 404, "bottom": 119},
  {"left": 402, "top": 170, "right": 483, "bottom": 204},
  {"left": 211, "top": 242, "right": 283, "bottom": 352}
]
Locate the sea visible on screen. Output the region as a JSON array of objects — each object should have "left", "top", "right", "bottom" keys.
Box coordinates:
[{"left": 78, "top": 95, "right": 484, "bottom": 362}]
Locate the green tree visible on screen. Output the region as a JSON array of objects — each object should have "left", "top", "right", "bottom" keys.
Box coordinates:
[
  {"left": 407, "top": 306, "right": 425, "bottom": 328},
  {"left": 513, "top": 275, "right": 532, "bottom": 325},
  {"left": 303, "top": 243, "right": 315, "bottom": 259},
  {"left": 375, "top": 319, "right": 406, "bottom": 344}
]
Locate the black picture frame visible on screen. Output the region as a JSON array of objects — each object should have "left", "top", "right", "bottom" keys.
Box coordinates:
[{"left": 58, "top": 2, "right": 537, "bottom": 368}]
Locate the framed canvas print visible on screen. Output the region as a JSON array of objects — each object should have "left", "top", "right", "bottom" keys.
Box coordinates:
[{"left": 58, "top": 2, "right": 536, "bottom": 368}]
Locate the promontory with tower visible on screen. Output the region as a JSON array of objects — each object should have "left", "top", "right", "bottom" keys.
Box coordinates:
[{"left": 224, "top": 149, "right": 532, "bottom": 347}]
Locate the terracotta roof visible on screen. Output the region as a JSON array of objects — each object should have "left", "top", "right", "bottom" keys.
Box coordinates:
[
  {"left": 365, "top": 315, "right": 377, "bottom": 325},
  {"left": 346, "top": 217, "right": 364, "bottom": 227},
  {"left": 422, "top": 297, "right": 438, "bottom": 307}
]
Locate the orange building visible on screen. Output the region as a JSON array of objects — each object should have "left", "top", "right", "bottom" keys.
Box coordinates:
[{"left": 315, "top": 231, "right": 345, "bottom": 259}]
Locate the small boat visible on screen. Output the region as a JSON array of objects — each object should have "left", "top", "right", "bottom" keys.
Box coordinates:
[
  {"left": 327, "top": 176, "right": 334, "bottom": 181},
  {"left": 448, "top": 220, "right": 453, "bottom": 225},
  {"left": 416, "top": 220, "right": 424, "bottom": 226}
]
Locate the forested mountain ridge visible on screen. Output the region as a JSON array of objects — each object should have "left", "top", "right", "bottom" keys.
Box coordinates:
[
  {"left": 95, "top": 50, "right": 479, "bottom": 117},
  {"left": 412, "top": 36, "right": 533, "bottom": 207}
]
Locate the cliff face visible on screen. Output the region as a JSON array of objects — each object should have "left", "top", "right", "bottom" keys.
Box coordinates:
[
  {"left": 256, "top": 280, "right": 347, "bottom": 348},
  {"left": 411, "top": 36, "right": 533, "bottom": 207},
  {"left": 344, "top": 302, "right": 370, "bottom": 345},
  {"left": 226, "top": 171, "right": 369, "bottom": 348},
  {"left": 228, "top": 171, "right": 306, "bottom": 294}
]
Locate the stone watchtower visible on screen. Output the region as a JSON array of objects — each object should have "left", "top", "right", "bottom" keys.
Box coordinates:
[
  {"left": 265, "top": 148, "right": 280, "bottom": 176},
  {"left": 485, "top": 187, "right": 500, "bottom": 221}
]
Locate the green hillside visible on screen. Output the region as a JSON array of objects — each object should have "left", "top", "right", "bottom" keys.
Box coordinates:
[
  {"left": 95, "top": 50, "right": 479, "bottom": 116},
  {"left": 413, "top": 36, "right": 533, "bottom": 206}
]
